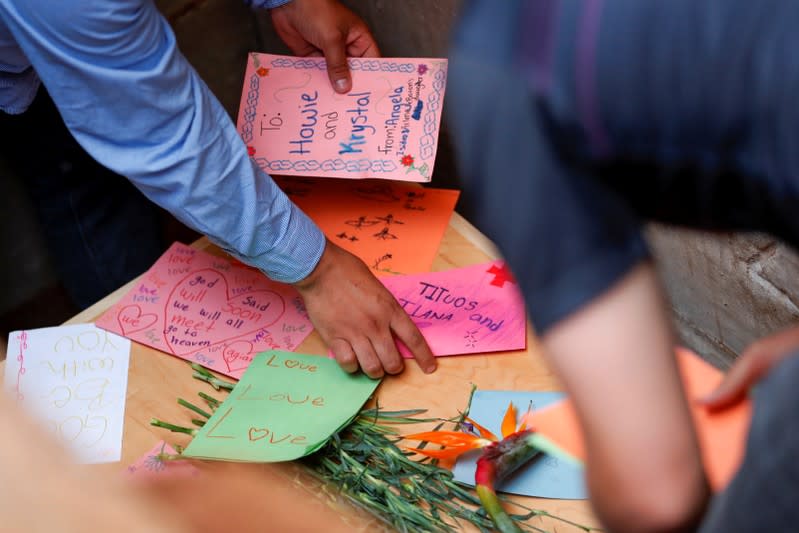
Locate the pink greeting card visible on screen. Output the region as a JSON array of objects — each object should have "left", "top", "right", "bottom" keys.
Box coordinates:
[
  {"left": 125, "top": 440, "right": 199, "bottom": 480},
  {"left": 381, "top": 261, "right": 527, "bottom": 357},
  {"left": 237, "top": 53, "right": 447, "bottom": 182},
  {"left": 95, "top": 243, "right": 313, "bottom": 378}
]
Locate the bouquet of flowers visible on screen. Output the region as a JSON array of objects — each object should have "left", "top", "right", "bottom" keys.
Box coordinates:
[{"left": 151, "top": 364, "right": 595, "bottom": 533}]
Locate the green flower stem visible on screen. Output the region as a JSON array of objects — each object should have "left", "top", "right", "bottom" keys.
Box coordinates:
[
  {"left": 473, "top": 430, "right": 543, "bottom": 532},
  {"left": 177, "top": 398, "right": 212, "bottom": 419},
  {"left": 149, "top": 418, "right": 198, "bottom": 436},
  {"left": 155, "top": 452, "right": 184, "bottom": 462},
  {"left": 506, "top": 505, "right": 597, "bottom": 532},
  {"left": 454, "top": 383, "right": 478, "bottom": 430},
  {"left": 198, "top": 391, "right": 221, "bottom": 409},
  {"left": 190, "top": 363, "right": 235, "bottom": 390},
  {"left": 477, "top": 484, "right": 523, "bottom": 533}
]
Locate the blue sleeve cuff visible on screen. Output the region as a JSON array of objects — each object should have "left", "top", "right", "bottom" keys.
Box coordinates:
[
  {"left": 247, "top": 196, "right": 327, "bottom": 283},
  {"left": 243, "top": 0, "right": 292, "bottom": 9},
  {"left": 205, "top": 165, "right": 327, "bottom": 284}
]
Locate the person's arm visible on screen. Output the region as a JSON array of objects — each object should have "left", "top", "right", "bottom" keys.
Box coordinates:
[
  {"left": 0, "top": 0, "right": 433, "bottom": 378},
  {"left": 0, "top": 392, "right": 186, "bottom": 532},
  {"left": 448, "top": 30, "right": 710, "bottom": 526},
  {"left": 543, "top": 262, "right": 709, "bottom": 533},
  {"left": 248, "top": 0, "right": 380, "bottom": 93}
]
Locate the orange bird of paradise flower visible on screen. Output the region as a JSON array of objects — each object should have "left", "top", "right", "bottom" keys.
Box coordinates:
[
  {"left": 403, "top": 401, "right": 526, "bottom": 460},
  {"left": 403, "top": 402, "right": 545, "bottom": 533}
]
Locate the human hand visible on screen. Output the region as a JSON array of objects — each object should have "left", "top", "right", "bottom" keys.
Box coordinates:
[
  {"left": 700, "top": 324, "right": 799, "bottom": 410},
  {"left": 293, "top": 240, "right": 435, "bottom": 379},
  {"left": 270, "top": 0, "right": 380, "bottom": 93}
]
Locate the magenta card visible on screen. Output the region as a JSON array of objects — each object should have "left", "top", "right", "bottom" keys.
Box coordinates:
[
  {"left": 95, "top": 243, "right": 313, "bottom": 378},
  {"left": 380, "top": 261, "right": 527, "bottom": 357},
  {"left": 237, "top": 53, "right": 448, "bottom": 182},
  {"left": 124, "top": 440, "right": 199, "bottom": 480}
]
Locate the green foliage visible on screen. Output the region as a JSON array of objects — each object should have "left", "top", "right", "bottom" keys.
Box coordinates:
[{"left": 151, "top": 366, "right": 596, "bottom": 533}]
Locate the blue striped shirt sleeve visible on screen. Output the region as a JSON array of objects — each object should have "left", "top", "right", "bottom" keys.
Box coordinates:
[
  {"left": 243, "top": 0, "right": 293, "bottom": 8},
  {"left": 0, "top": 0, "right": 325, "bottom": 283}
]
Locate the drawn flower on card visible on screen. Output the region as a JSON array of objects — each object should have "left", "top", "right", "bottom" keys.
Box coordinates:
[
  {"left": 256, "top": 67, "right": 269, "bottom": 77},
  {"left": 143, "top": 454, "right": 166, "bottom": 473},
  {"left": 417, "top": 64, "right": 428, "bottom": 75},
  {"left": 247, "top": 146, "right": 256, "bottom": 156},
  {"left": 464, "top": 329, "right": 479, "bottom": 349},
  {"left": 399, "top": 154, "right": 430, "bottom": 180}
]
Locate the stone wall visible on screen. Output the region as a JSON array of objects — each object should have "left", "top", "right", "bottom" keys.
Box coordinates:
[{"left": 648, "top": 228, "right": 799, "bottom": 368}]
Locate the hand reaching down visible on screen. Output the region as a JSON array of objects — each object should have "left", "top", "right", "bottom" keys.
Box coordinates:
[
  {"left": 270, "top": 0, "right": 380, "bottom": 93},
  {"left": 701, "top": 323, "right": 799, "bottom": 410},
  {"left": 293, "top": 240, "right": 436, "bottom": 378}
]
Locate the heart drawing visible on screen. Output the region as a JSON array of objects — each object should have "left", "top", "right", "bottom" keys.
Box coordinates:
[
  {"left": 117, "top": 305, "right": 158, "bottom": 336},
  {"left": 222, "top": 340, "right": 255, "bottom": 374},
  {"left": 164, "top": 268, "right": 286, "bottom": 357},
  {"left": 248, "top": 427, "right": 269, "bottom": 442}
]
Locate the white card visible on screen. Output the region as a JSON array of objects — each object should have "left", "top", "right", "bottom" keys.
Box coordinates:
[{"left": 5, "top": 324, "right": 131, "bottom": 463}]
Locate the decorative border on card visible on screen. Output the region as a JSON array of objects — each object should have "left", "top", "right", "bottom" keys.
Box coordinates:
[
  {"left": 12, "top": 330, "right": 27, "bottom": 400},
  {"left": 240, "top": 72, "right": 260, "bottom": 144},
  {"left": 253, "top": 157, "right": 397, "bottom": 174},
  {"left": 419, "top": 66, "right": 447, "bottom": 161},
  {"left": 269, "top": 57, "right": 415, "bottom": 73}
]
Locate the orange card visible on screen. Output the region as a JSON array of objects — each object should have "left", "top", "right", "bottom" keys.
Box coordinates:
[
  {"left": 521, "top": 348, "right": 752, "bottom": 491},
  {"left": 276, "top": 177, "right": 459, "bottom": 276}
]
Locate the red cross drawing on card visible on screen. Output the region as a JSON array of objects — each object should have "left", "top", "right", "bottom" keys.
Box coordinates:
[{"left": 487, "top": 263, "right": 516, "bottom": 287}]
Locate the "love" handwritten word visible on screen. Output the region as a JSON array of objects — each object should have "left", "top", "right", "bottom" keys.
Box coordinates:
[
  {"left": 248, "top": 427, "right": 307, "bottom": 445},
  {"left": 265, "top": 353, "right": 317, "bottom": 372}
]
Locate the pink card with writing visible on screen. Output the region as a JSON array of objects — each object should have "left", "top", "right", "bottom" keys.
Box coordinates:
[
  {"left": 237, "top": 53, "right": 448, "bottom": 182},
  {"left": 125, "top": 440, "right": 199, "bottom": 479},
  {"left": 380, "top": 261, "right": 527, "bottom": 357},
  {"left": 95, "top": 243, "right": 313, "bottom": 378}
]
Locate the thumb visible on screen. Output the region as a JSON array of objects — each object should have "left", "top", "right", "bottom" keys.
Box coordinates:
[{"left": 321, "top": 34, "right": 351, "bottom": 93}]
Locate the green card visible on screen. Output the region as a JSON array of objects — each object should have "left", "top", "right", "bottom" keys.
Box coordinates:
[{"left": 183, "top": 351, "right": 380, "bottom": 462}]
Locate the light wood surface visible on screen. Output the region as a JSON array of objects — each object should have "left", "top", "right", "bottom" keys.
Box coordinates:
[{"left": 3, "top": 212, "right": 599, "bottom": 532}]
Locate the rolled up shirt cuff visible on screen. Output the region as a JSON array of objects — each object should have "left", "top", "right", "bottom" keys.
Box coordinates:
[
  {"left": 253, "top": 199, "right": 326, "bottom": 283},
  {"left": 211, "top": 200, "right": 326, "bottom": 284},
  {"left": 244, "top": 0, "right": 292, "bottom": 9}
]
